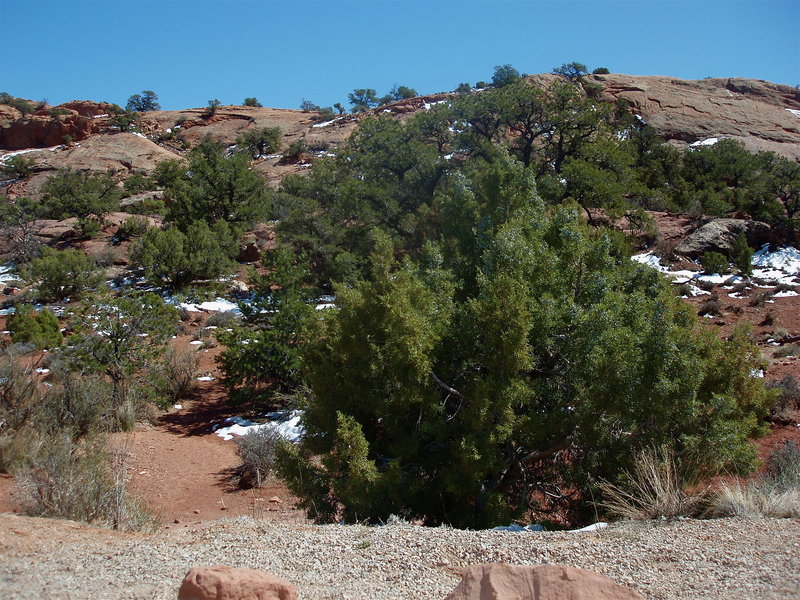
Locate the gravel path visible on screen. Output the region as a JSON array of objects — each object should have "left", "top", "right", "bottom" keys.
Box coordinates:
[{"left": 1, "top": 514, "right": 799, "bottom": 599}]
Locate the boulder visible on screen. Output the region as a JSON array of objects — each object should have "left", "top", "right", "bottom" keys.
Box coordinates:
[
  {"left": 673, "top": 218, "right": 772, "bottom": 259},
  {"left": 178, "top": 565, "right": 296, "bottom": 600},
  {"left": 444, "top": 564, "right": 644, "bottom": 600}
]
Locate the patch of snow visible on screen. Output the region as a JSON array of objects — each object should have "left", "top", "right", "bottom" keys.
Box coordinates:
[
  {"left": 0, "top": 145, "right": 60, "bottom": 163},
  {"left": 569, "top": 522, "right": 608, "bottom": 533},
  {"left": 752, "top": 245, "right": 800, "bottom": 275},
  {"left": 315, "top": 303, "right": 336, "bottom": 310},
  {"left": 423, "top": 100, "right": 447, "bottom": 110},
  {"left": 311, "top": 118, "right": 341, "bottom": 128},
  {"left": 689, "top": 137, "right": 719, "bottom": 147},
  {"left": 92, "top": 113, "right": 109, "bottom": 119},
  {"left": 196, "top": 376, "right": 215, "bottom": 381},
  {"left": 786, "top": 109, "right": 800, "bottom": 118},
  {"left": 750, "top": 369, "right": 765, "bottom": 378},
  {"left": 35, "top": 368, "right": 50, "bottom": 374},
  {"left": 176, "top": 298, "right": 241, "bottom": 315},
  {"left": 492, "top": 523, "right": 544, "bottom": 532},
  {"left": 773, "top": 290, "right": 799, "bottom": 298},
  {"left": 189, "top": 340, "right": 203, "bottom": 346},
  {"left": 173, "top": 404, "right": 182, "bottom": 410},
  {"left": 130, "top": 132, "right": 148, "bottom": 139},
  {"left": 214, "top": 410, "right": 304, "bottom": 442}
]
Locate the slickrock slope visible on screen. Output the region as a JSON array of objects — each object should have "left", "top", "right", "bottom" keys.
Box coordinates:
[{"left": 592, "top": 74, "right": 800, "bottom": 159}]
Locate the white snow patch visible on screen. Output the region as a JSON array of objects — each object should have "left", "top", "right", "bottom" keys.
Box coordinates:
[
  {"left": 0, "top": 145, "right": 60, "bottom": 163},
  {"left": 315, "top": 303, "right": 336, "bottom": 310},
  {"left": 689, "top": 137, "right": 719, "bottom": 147},
  {"left": 213, "top": 410, "right": 304, "bottom": 442},
  {"left": 569, "top": 522, "right": 609, "bottom": 533},
  {"left": 130, "top": 132, "right": 148, "bottom": 139},
  {"left": 773, "top": 289, "right": 799, "bottom": 298},
  {"left": 92, "top": 114, "right": 109, "bottom": 119},
  {"left": 176, "top": 298, "right": 241, "bottom": 314},
  {"left": 35, "top": 368, "right": 50, "bottom": 374},
  {"left": 189, "top": 340, "right": 203, "bottom": 346},
  {"left": 173, "top": 404, "right": 182, "bottom": 410},
  {"left": 750, "top": 369, "right": 765, "bottom": 378},
  {"left": 786, "top": 109, "right": 800, "bottom": 118},
  {"left": 492, "top": 523, "right": 544, "bottom": 532},
  {"left": 196, "top": 376, "right": 215, "bottom": 381}
]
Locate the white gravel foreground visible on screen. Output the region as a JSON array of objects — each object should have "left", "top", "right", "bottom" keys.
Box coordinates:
[{"left": 1, "top": 514, "right": 798, "bottom": 599}]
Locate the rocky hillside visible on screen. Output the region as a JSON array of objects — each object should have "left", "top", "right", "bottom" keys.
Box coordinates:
[{"left": 2, "top": 75, "right": 798, "bottom": 202}]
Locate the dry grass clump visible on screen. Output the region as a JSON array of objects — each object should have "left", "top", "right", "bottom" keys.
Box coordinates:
[
  {"left": 597, "top": 445, "right": 708, "bottom": 520},
  {"left": 765, "top": 375, "right": 800, "bottom": 423},
  {"left": 710, "top": 441, "right": 800, "bottom": 519},
  {"left": 235, "top": 426, "right": 282, "bottom": 489},
  {"left": 15, "top": 435, "right": 158, "bottom": 531}
]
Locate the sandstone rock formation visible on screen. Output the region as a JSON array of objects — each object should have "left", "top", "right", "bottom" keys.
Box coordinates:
[
  {"left": 673, "top": 218, "right": 772, "bottom": 258},
  {"left": 0, "top": 101, "right": 116, "bottom": 150},
  {"left": 444, "top": 563, "right": 645, "bottom": 600},
  {"left": 178, "top": 565, "right": 296, "bottom": 600},
  {"left": 591, "top": 74, "right": 800, "bottom": 160}
]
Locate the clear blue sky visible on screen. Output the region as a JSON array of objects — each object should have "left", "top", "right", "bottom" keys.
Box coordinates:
[{"left": 1, "top": 0, "right": 798, "bottom": 111}]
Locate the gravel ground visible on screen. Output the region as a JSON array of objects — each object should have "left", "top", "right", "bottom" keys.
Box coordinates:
[{"left": 1, "top": 514, "right": 799, "bottom": 599}]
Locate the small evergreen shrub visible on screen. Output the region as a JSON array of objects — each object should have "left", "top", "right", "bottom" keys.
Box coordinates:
[
  {"left": 701, "top": 251, "right": 729, "bottom": 275},
  {"left": 6, "top": 305, "right": 62, "bottom": 350},
  {"left": 21, "top": 247, "right": 102, "bottom": 302},
  {"left": 731, "top": 232, "right": 753, "bottom": 275}
]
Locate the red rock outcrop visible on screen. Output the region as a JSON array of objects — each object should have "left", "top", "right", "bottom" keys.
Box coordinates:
[
  {"left": 178, "top": 565, "right": 296, "bottom": 600},
  {"left": 591, "top": 74, "right": 800, "bottom": 160},
  {"left": 444, "top": 564, "right": 645, "bottom": 600}
]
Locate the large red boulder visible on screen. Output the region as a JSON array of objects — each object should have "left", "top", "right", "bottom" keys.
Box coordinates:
[
  {"left": 178, "top": 565, "right": 296, "bottom": 600},
  {"left": 444, "top": 564, "right": 645, "bottom": 600}
]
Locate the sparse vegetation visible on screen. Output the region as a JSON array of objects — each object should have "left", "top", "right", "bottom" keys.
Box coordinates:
[
  {"left": 125, "top": 90, "right": 160, "bottom": 112},
  {"left": 598, "top": 445, "right": 708, "bottom": 520},
  {"left": 711, "top": 441, "right": 800, "bottom": 518},
  {"left": 243, "top": 97, "right": 262, "bottom": 107},
  {"left": 235, "top": 126, "right": 281, "bottom": 159},
  {"left": 235, "top": 426, "right": 282, "bottom": 488}
]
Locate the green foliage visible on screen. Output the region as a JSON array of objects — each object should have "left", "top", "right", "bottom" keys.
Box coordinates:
[
  {"left": 123, "top": 171, "right": 155, "bottom": 194},
  {"left": 491, "top": 64, "right": 522, "bottom": 88},
  {"left": 235, "top": 126, "right": 281, "bottom": 159},
  {"left": 243, "top": 97, "right": 263, "bottom": 107},
  {"left": 204, "top": 98, "right": 221, "bottom": 118},
  {"left": 732, "top": 232, "right": 754, "bottom": 275},
  {"left": 39, "top": 169, "right": 122, "bottom": 221},
  {"left": 1, "top": 154, "right": 35, "bottom": 179},
  {"left": 125, "top": 90, "right": 160, "bottom": 112},
  {"left": 282, "top": 140, "right": 306, "bottom": 162},
  {"left": 64, "top": 292, "right": 179, "bottom": 405},
  {"left": 379, "top": 84, "right": 417, "bottom": 105},
  {"left": 592, "top": 67, "right": 611, "bottom": 75},
  {"left": 108, "top": 106, "right": 140, "bottom": 132},
  {"left": 21, "top": 247, "right": 102, "bottom": 302},
  {"left": 553, "top": 62, "right": 589, "bottom": 80},
  {"left": 300, "top": 99, "right": 320, "bottom": 112},
  {"left": 455, "top": 82, "right": 472, "bottom": 95},
  {"left": 6, "top": 305, "right": 62, "bottom": 350},
  {"left": 0, "top": 92, "right": 36, "bottom": 115},
  {"left": 130, "top": 221, "right": 238, "bottom": 288},
  {"left": 333, "top": 103, "right": 345, "bottom": 115},
  {"left": 116, "top": 215, "right": 151, "bottom": 240},
  {"left": 348, "top": 88, "right": 379, "bottom": 113},
  {"left": 217, "top": 246, "right": 315, "bottom": 406},
  {"left": 281, "top": 158, "right": 772, "bottom": 528},
  {"left": 162, "top": 139, "right": 271, "bottom": 230},
  {"left": 701, "top": 251, "right": 729, "bottom": 275}
]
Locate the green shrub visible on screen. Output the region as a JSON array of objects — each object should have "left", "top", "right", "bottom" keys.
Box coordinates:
[
  {"left": 243, "top": 97, "right": 262, "bottom": 107},
  {"left": 592, "top": 67, "right": 611, "bottom": 75},
  {"left": 6, "top": 305, "right": 62, "bottom": 350},
  {"left": 21, "top": 247, "right": 101, "bottom": 302},
  {"left": 1, "top": 155, "right": 36, "bottom": 180},
  {"left": 39, "top": 169, "right": 122, "bottom": 221},
  {"left": 731, "top": 232, "right": 753, "bottom": 275},
  {"left": 701, "top": 251, "right": 729, "bottom": 275},
  {"left": 130, "top": 221, "right": 238, "bottom": 289},
  {"left": 282, "top": 140, "right": 306, "bottom": 162},
  {"left": 0, "top": 92, "right": 36, "bottom": 115},
  {"left": 765, "top": 375, "right": 800, "bottom": 422},
  {"left": 235, "top": 126, "right": 281, "bottom": 159},
  {"left": 117, "top": 215, "right": 150, "bottom": 240}
]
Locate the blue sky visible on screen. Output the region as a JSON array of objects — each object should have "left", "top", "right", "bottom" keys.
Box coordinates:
[{"left": 1, "top": 0, "right": 798, "bottom": 111}]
